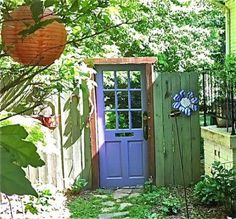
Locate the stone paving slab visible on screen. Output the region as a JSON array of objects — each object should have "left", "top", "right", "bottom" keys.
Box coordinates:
[
  {"left": 101, "top": 207, "right": 116, "bottom": 213},
  {"left": 102, "top": 201, "right": 115, "bottom": 207},
  {"left": 113, "top": 189, "right": 132, "bottom": 199},
  {"left": 128, "top": 193, "right": 140, "bottom": 199},
  {"left": 94, "top": 194, "right": 109, "bottom": 199},
  {"left": 118, "top": 203, "right": 132, "bottom": 211},
  {"left": 99, "top": 211, "right": 129, "bottom": 219}
]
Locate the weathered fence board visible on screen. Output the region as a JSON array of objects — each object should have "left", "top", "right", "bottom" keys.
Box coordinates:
[
  {"left": 153, "top": 72, "right": 201, "bottom": 186},
  {"left": 25, "top": 91, "right": 92, "bottom": 190},
  {"left": 153, "top": 73, "right": 165, "bottom": 185},
  {"left": 190, "top": 73, "right": 201, "bottom": 182}
]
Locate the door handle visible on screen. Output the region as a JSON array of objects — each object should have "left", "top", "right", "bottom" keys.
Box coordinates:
[{"left": 143, "top": 111, "right": 148, "bottom": 140}]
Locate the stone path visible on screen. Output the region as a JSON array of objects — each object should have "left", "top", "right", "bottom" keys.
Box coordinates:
[{"left": 98, "top": 188, "right": 141, "bottom": 219}]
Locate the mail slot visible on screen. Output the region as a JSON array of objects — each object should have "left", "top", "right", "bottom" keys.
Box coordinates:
[{"left": 115, "top": 132, "right": 134, "bottom": 137}]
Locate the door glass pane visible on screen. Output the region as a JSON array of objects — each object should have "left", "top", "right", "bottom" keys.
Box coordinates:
[
  {"left": 104, "top": 91, "right": 115, "bottom": 110},
  {"left": 103, "top": 71, "right": 115, "bottom": 89},
  {"left": 131, "top": 111, "right": 142, "bottom": 128},
  {"left": 131, "top": 91, "right": 142, "bottom": 109},
  {"left": 130, "top": 71, "right": 141, "bottom": 88},
  {"left": 117, "top": 91, "right": 128, "bottom": 109},
  {"left": 105, "top": 111, "right": 116, "bottom": 129},
  {"left": 118, "top": 111, "right": 129, "bottom": 129},
  {"left": 116, "top": 71, "right": 128, "bottom": 89}
]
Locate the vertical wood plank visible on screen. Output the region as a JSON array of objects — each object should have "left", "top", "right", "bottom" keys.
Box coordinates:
[
  {"left": 146, "top": 64, "right": 155, "bottom": 180},
  {"left": 81, "top": 87, "right": 92, "bottom": 188},
  {"left": 46, "top": 154, "right": 52, "bottom": 185},
  {"left": 154, "top": 73, "right": 165, "bottom": 185},
  {"left": 51, "top": 154, "right": 57, "bottom": 186},
  {"left": 38, "top": 152, "right": 47, "bottom": 184},
  {"left": 178, "top": 72, "right": 192, "bottom": 185},
  {"left": 171, "top": 73, "right": 182, "bottom": 185},
  {"left": 90, "top": 84, "right": 99, "bottom": 189},
  {"left": 190, "top": 72, "right": 201, "bottom": 183},
  {"left": 58, "top": 93, "right": 65, "bottom": 189},
  {"left": 28, "top": 166, "right": 39, "bottom": 184},
  {"left": 162, "top": 73, "right": 174, "bottom": 185}
]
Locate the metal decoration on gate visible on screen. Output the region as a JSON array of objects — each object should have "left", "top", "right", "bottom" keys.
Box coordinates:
[{"left": 172, "top": 90, "right": 199, "bottom": 116}]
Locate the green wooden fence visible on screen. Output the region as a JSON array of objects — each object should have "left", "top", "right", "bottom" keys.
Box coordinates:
[{"left": 153, "top": 72, "right": 201, "bottom": 186}]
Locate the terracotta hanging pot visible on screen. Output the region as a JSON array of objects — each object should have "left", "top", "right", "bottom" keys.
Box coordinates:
[
  {"left": 1, "top": 6, "right": 67, "bottom": 66},
  {"left": 33, "top": 115, "right": 60, "bottom": 130}
]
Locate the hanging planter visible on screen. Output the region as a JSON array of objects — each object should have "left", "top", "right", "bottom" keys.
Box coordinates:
[
  {"left": 1, "top": 6, "right": 67, "bottom": 66},
  {"left": 33, "top": 115, "right": 60, "bottom": 130}
]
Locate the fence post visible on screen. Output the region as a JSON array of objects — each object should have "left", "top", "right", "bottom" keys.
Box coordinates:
[
  {"left": 231, "top": 85, "right": 235, "bottom": 135},
  {"left": 202, "top": 72, "right": 207, "bottom": 126}
]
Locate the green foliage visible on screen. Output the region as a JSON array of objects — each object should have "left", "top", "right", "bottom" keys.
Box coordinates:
[
  {"left": 26, "top": 124, "right": 45, "bottom": 145},
  {"left": 0, "top": 118, "right": 12, "bottom": 127},
  {"left": 0, "top": 124, "right": 45, "bottom": 167},
  {"left": 68, "top": 195, "right": 105, "bottom": 218},
  {"left": 0, "top": 147, "right": 38, "bottom": 197},
  {"left": 132, "top": 185, "right": 182, "bottom": 217},
  {"left": 194, "top": 161, "right": 236, "bottom": 206},
  {"left": 138, "top": 186, "right": 182, "bottom": 215},
  {"left": 71, "top": 177, "right": 88, "bottom": 194},
  {"left": 161, "top": 196, "right": 182, "bottom": 215},
  {"left": 24, "top": 189, "right": 53, "bottom": 215},
  {"left": 0, "top": 124, "right": 45, "bottom": 197},
  {"left": 25, "top": 202, "right": 38, "bottom": 215},
  {"left": 30, "top": 0, "right": 43, "bottom": 22},
  {"left": 212, "top": 54, "right": 236, "bottom": 84},
  {"left": 143, "top": 177, "right": 156, "bottom": 193}
]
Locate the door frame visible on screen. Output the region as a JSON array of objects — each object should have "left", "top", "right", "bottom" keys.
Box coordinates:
[{"left": 89, "top": 57, "right": 156, "bottom": 189}]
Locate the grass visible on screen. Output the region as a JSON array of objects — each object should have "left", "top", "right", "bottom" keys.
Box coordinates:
[{"left": 68, "top": 196, "right": 103, "bottom": 218}]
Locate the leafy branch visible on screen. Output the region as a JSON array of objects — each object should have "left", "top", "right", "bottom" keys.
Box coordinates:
[{"left": 0, "top": 65, "right": 51, "bottom": 94}]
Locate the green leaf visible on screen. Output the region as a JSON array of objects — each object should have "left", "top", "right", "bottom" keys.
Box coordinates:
[
  {"left": 30, "top": 0, "right": 44, "bottom": 22},
  {"left": 44, "top": 0, "right": 55, "bottom": 7},
  {"left": 0, "top": 147, "right": 38, "bottom": 197},
  {"left": 0, "top": 125, "right": 45, "bottom": 168},
  {"left": 70, "top": 0, "right": 79, "bottom": 12},
  {"left": 19, "top": 18, "right": 61, "bottom": 37}
]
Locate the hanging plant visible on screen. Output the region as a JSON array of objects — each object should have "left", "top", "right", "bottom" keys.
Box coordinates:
[
  {"left": 1, "top": 4, "right": 67, "bottom": 66},
  {"left": 33, "top": 115, "right": 60, "bottom": 130},
  {"left": 172, "top": 90, "right": 199, "bottom": 116}
]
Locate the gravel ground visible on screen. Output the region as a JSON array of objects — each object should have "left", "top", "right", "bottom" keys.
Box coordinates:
[{"left": 0, "top": 184, "right": 70, "bottom": 219}]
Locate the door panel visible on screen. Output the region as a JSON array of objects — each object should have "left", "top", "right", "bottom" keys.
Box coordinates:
[
  {"left": 105, "top": 141, "right": 122, "bottom": 178},
  {"left": 96, "top": 64, "right": 148, "bottom": 188},
  {"left": 128, "top": 141, "right": 144, "bottom": 177}
]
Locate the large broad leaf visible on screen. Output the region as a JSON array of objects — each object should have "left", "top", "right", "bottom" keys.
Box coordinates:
[
  {"left": 0, "top": 125, "right": 45, "bottom": 168},
  {"left": 44, "top": 0, "right": 55, "bottom": 7},
  {"left": 30, "top": 0, "right": 43, "bottom": 22},
  {"left": 0, "top": 147, "right": 38, "bottom": 197}
]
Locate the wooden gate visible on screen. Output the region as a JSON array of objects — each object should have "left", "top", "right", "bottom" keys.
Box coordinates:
[{"left": 153, "top": 72, "right": 201, "bottom": 185}]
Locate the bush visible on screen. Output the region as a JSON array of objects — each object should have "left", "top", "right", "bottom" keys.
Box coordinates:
[{"left": 194, "top": 161, "right": 236, "bottom": 208}]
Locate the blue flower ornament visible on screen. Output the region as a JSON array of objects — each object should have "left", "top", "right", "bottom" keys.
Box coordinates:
[{"left": 172, "top": 90, "right": 199, "bottom": 116}]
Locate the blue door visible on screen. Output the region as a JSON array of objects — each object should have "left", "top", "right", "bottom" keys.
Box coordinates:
[{"left": 96, "top": 64, "right": 148, "bottom": 188}]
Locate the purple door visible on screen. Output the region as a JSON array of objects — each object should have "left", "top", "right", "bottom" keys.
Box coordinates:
[{"left": 96, "top": 64, "right": 148, "bottom": 188}]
